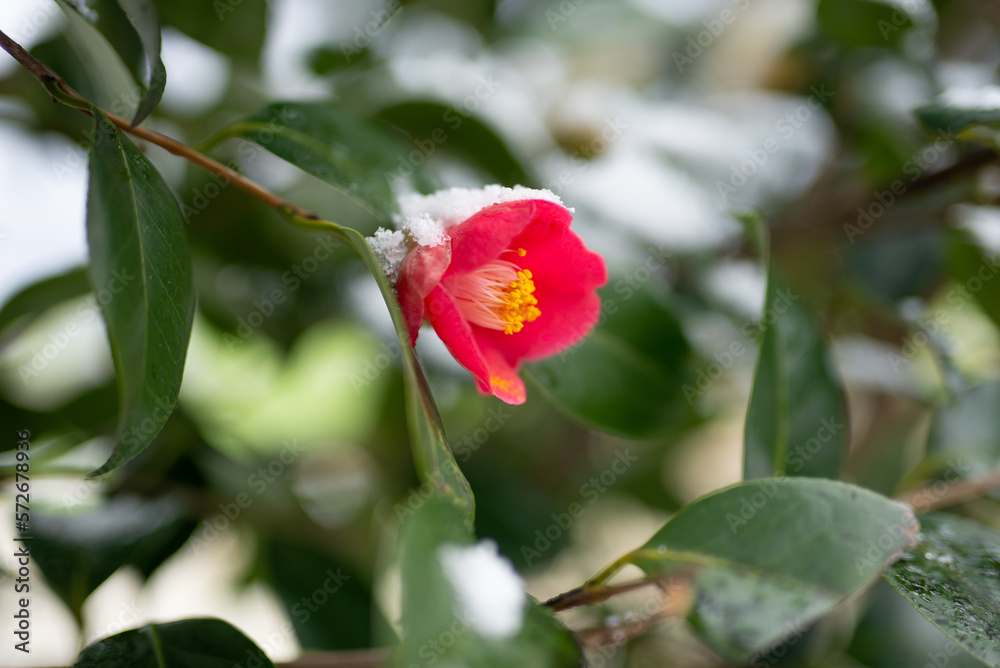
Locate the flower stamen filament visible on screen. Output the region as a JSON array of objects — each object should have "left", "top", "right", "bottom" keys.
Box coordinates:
[{"left": 449, "top": 250, "right": 540, "bottom": 334}]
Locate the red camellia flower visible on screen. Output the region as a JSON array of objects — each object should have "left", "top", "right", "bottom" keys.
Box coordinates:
[{"left": 371, "top": 186, "right": 607, "bottom": 405}]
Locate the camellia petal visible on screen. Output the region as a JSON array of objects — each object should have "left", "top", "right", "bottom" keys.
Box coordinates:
[
  {"left": 425, "top": 285, "right": 492, "bottom": 385},
  {"left": 480, "top": 347, "right": 527, "bottom": 405}
]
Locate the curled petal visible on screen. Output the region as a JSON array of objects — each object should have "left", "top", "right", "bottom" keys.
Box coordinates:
[
  {"left": 480, "top": 347, "right": 526, "bottom": 405},
  {"left": 396, "top": 241, "right": 452, "bottom": 345},
  {"left": 425, "top": 286, "right": 527, "bottom": 404},
  {"left": 425, "top": 285, "right": 492, "bottom": 385}
]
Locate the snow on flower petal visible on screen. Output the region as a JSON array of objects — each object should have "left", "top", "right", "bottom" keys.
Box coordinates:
[
  {"left": 368, "top": 228, "right": 407, "bottom": 282},
  {"left": 438, "top": 539, "right": 526, "bottom": 640},
  {"left": 401, "top": 212, "right": 448, "bottom": 247},
  {"left": 397, "top": 185, "right": 570, "bottom": 230}
]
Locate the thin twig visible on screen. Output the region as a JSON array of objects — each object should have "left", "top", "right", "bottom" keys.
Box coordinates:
[
  {"left": 896, "top": 468, "right": 1000, "bottom": 512},
  {"left": 544, "top": 572, "right": 691, "bottom": 613},
  {"left": 0, "top": 28, "right": 63, "bottom": 83},
  {"left": 113, "top": 117, "right": 317, "bottom": 219},
  {"left": 567, "top": 575, "right": 692, "bottom": 648},
  {"left": 0, "top": 28, "right": 318, "bottom": 221}
]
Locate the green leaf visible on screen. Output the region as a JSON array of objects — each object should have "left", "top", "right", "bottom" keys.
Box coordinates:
[
  {"left": 87, "top": 111, "right": 194, "bottom": 476},
  {"left": 885, "top": 513, "right": 1000, "bottom": 667},
  {"left": 0, "top": 267, "right": 90, "bottom": 334},
  {"left": 72, "top": 618, "right": 274, "bottom": 667},
  {"left": 846, "top": 229, "right": 945, "bottom": 303},
  {"left": 926, "top": 381, "right": 1000, "bottom": 469},
  {"left": 927, "top": 382, "right": 1000, "bottom": 474},
  {"left": 26, "top": 496, "right": 195, "bottom": 620},
  {"left": 744, "top": 271, "right": 848, "bottom": 480},
  {"left": 375, "top": 100, "right": 533, "bottom": 187},
  {"left": 212, "top": 102, "right": 411, "bottom": 222},
  {"left": 295, "top": 219, "right": 474, "bottom": 522},
  {"left": 917, "top": 88, "right": 1000, "bottom": 135},
  {"left": 117, "top": 0, "right": 166, "bottom": 124},
  {"left": 816, "top": 0, "right": 915, "bottom": 47},
  {"left": 398, "top": 494, "right": 581, "bottom": 668},
  {"left": 525, "top": 284, "right": 694, "bottom": 438},
  {"left": 58, "top": 0, "right": 166, "bottom": 125},
  {"left": 56, "top": 0, "right": 137, "bottom": 115},
  {"left": 627, "top": 478, "right": 918, "bottom": 661},
  {"left": 153, "top": 0, "right": 267, "bottom": 61},
  {"left": 262, "top": 539, "right": 391, "bottom": 650}
]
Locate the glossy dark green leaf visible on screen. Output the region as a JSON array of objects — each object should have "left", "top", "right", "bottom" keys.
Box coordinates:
[
  {"left": 525, "top": 285, "right": 693, "bottom": 438},
  {"left": 376, "top": 100, "right": 533, "bottom": 187},
  {"left": 72, "top": 618, "right": 273, "bottom": 667},
  {"left": 212, "top": 102, "right": 409, "bottom": 222},
  {"left": 628, "top": 478, "right": 918, "bottom": 661},
  {"left": 0, "top": 267, "right": 90, "bottom": 333},
  {"left": 153, "top": 0, "right": 267, "bottom": 61},
  {"left": 87, "top": 111, "right": 194, "bottom": 476},
  {"left": 58, "top": 0, "right": 166, "bottom": 125},
  {"left": 885, "top": 513, "right": 1000, "bottom": 667},
  {"left": 847, "top": 579, "right": 989, "bottom": 668},
  {"left": 925, "top": 381, "right": 1000, "bottom": 469},
  {"left": 26, "top": 495, "right": 195, "bottom": 619},
  {"left": 917, "top": 90, "right": 1000, "bottom": 135},
  {"left": 846, "top": 229, "right": 945, "bottom": 303},
  {"left": 263, "top": 539, "right": 390, "bottom": 650},
  {"left": 817, "top": 0, "right": 915, "bottom": 47},
  {"left": 117, "top": 0, "right": 166, "bottom": 124},
  {"left": 398, "top": 494, "right": 580, "bottom": 668},
  {"left": 744, "top": 271, "right": 847, "bottom": 480}
]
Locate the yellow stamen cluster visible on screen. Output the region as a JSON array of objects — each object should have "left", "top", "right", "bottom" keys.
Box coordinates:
[
  {"left": 499, "top": 269, "right": 540, "bottom": 334},
  {"left": 449, "top": 249, "right": 541, "bottom": 335}
]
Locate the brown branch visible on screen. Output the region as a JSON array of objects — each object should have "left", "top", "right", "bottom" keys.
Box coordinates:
[
  {"left": 570, "top": 575, "right": 692, "bottom": 648},
  {"left": 0, "top": 28, "right": 63, "bottom": 83},
  {"left": 896, "top": 469, "right": 1000, "bottom": 512},
  {"left": 115, "top": 117, "right": 317, "bottom": 219},
  {"left": 0, "top": 28, "right": 317, "bottom": 221},
  {"left": 544, "top": 572, "right": 691, "bottom": 613}
]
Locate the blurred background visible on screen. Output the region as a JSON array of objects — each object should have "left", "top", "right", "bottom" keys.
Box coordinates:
[{"left": 1, "top": 0, "right": 1000, "bottom": 665}]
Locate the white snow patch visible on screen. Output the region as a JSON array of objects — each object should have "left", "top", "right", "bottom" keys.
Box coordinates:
[
  {"left": 438, "top": 539, "right": 526, "bottom": 640},
  {"left": 397, "top": 185, "right": 567, "bottom": 230},
  {"left": 401, "top": 212, "right": 448, "bottom": 247},
  {"left": 951, "top": 204, "right": 1000, "bottom": 255},
  {"left": 367, "top": 228, "right": 407, "bottom": 282},
  {"left": 938, "top": 86, "right": 1000, "bottom": 111}
]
